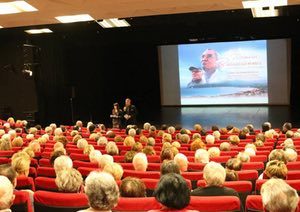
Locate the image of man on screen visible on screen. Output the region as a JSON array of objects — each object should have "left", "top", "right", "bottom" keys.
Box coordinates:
[
  {"left": 187, "top": 66, "right": 205, "bottom": 88},
  {"left": 201, "top": 49, "right": 226, "bottom": 84}
]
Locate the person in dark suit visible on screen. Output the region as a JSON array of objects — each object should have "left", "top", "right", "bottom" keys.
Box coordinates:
[
  {"left": 191, "top": 161, "right": 239, "bottom": 198},
  {"left": 123, "top": 98, "right": 137, "bottom": 126}
]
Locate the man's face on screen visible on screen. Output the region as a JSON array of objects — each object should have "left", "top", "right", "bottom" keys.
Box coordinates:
[
  {"left": 201, "top": 49, "right": 218, "bottom": 71},
  {"left": 192, "top": 70, "right": 202, "bottom": 81}
]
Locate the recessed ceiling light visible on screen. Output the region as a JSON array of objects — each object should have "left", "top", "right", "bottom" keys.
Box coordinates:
[
  {"left": 25, "top": 28, "right": 53, "bottom": 34},
  {"left": 0, "top": 1, "right": 37, "bottom": 15},
  {"left": 0, "top": 26, "right": 3, "bottom": 28},
  {"left": 97, "top": 18, "right": 130, "bottom": 28},
  {"left": 55, "top": 14, "right": 94, "bottom": 23},
  {"left": 242, "top": 0, "right": 287, "bottom": 8}
]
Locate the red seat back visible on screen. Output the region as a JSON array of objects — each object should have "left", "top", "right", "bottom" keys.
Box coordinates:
[
  {"left": 69, "top": 153, "right": 89, "bottom": 161},
  {"left": 72, "top": 160, "right": 98, "bottom": 168},
  {"left": 187, "top": 196, "right": 241, "bottom": 211},
  {"left": 287, "top": 162, "right": 300, "bottom": 170},
  {"left": 39, "top": 158, "right": 52, "bottom": 167},
  {"left": 237, "top": 170, "right": 258, "bottom": 181},
  {"left": 12, "top": 191, "right": 33, "bottom": 212},
  {"left": 197, "top": 180, "right": 252, "bottom": 193},
  {"left": 113, "top": 197, "right": 161, "bottom": 211},
  {"left": 77, "top": 167, "right": 101, "bottom": 178},
  {"left": 16, "top": 176, "right": 35, "bottom": 191},
  {"left": 35, "top": 177, "right": 59, "bottom": 191},
  {"left": 122, "top": 170, "right": 160, "bottom": 179},
  {"left": 37, "top": 167, "right": 56, "bottom": 178},
  {"left": 287, "top": 171, "right": 300, "bottom": 180},
  {"left": 245, "top": 195, "right": 264, "bottom": 211}
]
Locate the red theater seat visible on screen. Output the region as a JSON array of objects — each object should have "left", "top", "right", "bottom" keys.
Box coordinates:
[
  {"left": 16, "top": 176, "right": 35, "bottom": 191},
  {"left": 245, "top": 195, "right": 264, "bottom": 212},
  {"left": 12, "top": 191, "right": 33, "bottom": 212},
  {"left": 113, "top": 155, "right": 125, "bottom": 162},
  {"left": 147, "top": 163, "right": 161, "bottom": 171},
  {"left": 255, "top": 179, "right": 300, "bottom": 194},
  {"left": 187, "top": 196, "right": 241, "bottom": 211},
  {"left": 188, "top": 162, "right": 206, "bottom": 171},
  {"left": 0, "top": 150, "right": 14, "bottom": 157},
  {"left": 119, "top": 163, "right": 135, "bottom": 170},
  {"left": 210, "top": 156, "right": 231, "bottom": 163},
  {"left": 72, "top": 160, "right": 98, "bottom": 168},
  {"left": 113, "top": 197, "right": 161, "bottom": 211},
  {"left": 69, "top": 153, "right": 90, "bottom": 161},
  {"left": 237, "top": 170, "right": 258, "bottom": 181},
  {"left": 37, "top": 167, "right": 56, "bottom": 178},
  {"left": 122, "top": 170, "right": 160, "bottom": 179},
  {"left": 77, "top": 167, "right": 101, "bottom": 178},
  {"left": 38, "top": 158, "right": 52, "bottom": 167},
  {"left": 0, "top": 157, "right": 11, "bottom": 164},
  {"left": 196, "top": 180, "right": 252, "bottom": 193},
  {"left": 287, "top": 171, "right": 300, "bottom": 180},
  {"left": 34, "top": 191, "right": 88, "bottom": 212},
  {"left": 250, "top": 155, "right": 267, "bottom": 162},
  {"left": 242, "top": 162, "right": 264, "bottom": 171},
  {"left": 35, "top": 177, "right": 59, "bottom": 191},
  {"left": 287, "top": 162, "right": 300, "bottom": 170}
]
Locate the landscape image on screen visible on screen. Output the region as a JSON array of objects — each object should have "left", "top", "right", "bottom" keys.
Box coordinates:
[{"left": 178, "top": 40, "right": 268, "bottom": 105}]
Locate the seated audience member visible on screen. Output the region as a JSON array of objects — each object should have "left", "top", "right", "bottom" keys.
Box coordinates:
[
  {"left": 254, "top": 140, "right": 264, "bottom": 147},
  {"left": 213, "top": 130, "right": 221, "bottom": 141},
  {"left": 120, "top": 177, "right": 146, "bottom": 197},
  {"left": 219, "top": 127, "right": 228, "bottom": 135},
  {"left": 132, "top": 153, "right": 148, "bottom": 171},
  {"left": 124, "top": 151, "right": 136, "bottom": 163},
  {"left": 192, "top": 133, "right": 201, "bottom": 140},
  {"left": 128, "top": 128, "right": 136, "bottom": 137},
  {"left": 0, "top": 176, "right": 15, "bottom": 211},
  {"left": 54, "top": 155, "right": 73, "bottom": 174},
  {"left": 190, "top": 139, "right": 206, "bottom": 151},
  {"left": 237, "top": 152, "right": 250, "bottom": 163},
  {"left": 264, "top": 130, "right": 274, "bottom": 139},
  {"left": 160, "top": 160, "right": 180, "bottom": 176},
  {"left": 225, "top": 169, "right": 238, "bottom": 181},
  {"left": 79, "top": 172, "right": 119, "bottom": 212},
  {"left": 282, "top": 138, "right": 294, "bottom": 148},
  {"left": 269, "top": 149, "right": 287, "bottom": 163},
  {"left": 89, "top": 133, "right": 100, "bottom": 142},
  {"left": 205, "top": 134, "right": 215, "bottom": 145},
  {"left": 211, "top": 125, "right": 219, "bottom": 132},
  {"left": 225, "top": 158, "right": 242, "bottom": 171},
  {"left": 238, "top": 131, "right": 247, "bottom": 139},
  {"left": 207, "top": 147, "right": 220, "bottom": 158},
  {"left": 256, "top": 133, "right": 266, "bottom": 143},
  {"left": 180, "top": 134, "right": 190, "bottom": 144},
  {"left": 261, "top": 178, "right": 299, "bottom": 212},
  {"left": 89, "top": 150, "right": 102, "bottom": 163},
  {"left": 77, "top": 138, "right": 88, "bottom": 149},
  {"left": 282, "top": 122, "right": 292, "bottom": 134},
  {"left": 114, "top": 135, "right": 124, "bottom": 143},
  {"left": 228, "top": 127, "right": 240, "bottom": 134},
  {"left": 174, "top": 153, "right": 188, "bottom": 172},
  {"left": 105, "top": 142, "right": 119, "bottom": 156},
  {"left": 246, "top": 124, "right": 255, "bottom": 135},
  {"left": 103, "top": 163, "right": 124, "bottom": 181},
  {"left": 167, "top": 126, "right": 176, "bottom": 134},
  {"left": 160, "top": 148, "right": 174, "bottom": 162},
  {"left": 228, "top": 135, "right": 240, "bottom": 146},
  {"left": 11, "top": 136, "right": 23, "bottom": 147},
  {"left": 172, "top": 141, "right": 181, "bottom": 148},
  {"left": 0, "top": 164, "right": 17, "bottom": 187},
  {"left": 98, "top": 154, "right": 114, "bottom": 169},
  {"left": 132, "top": 142, "right": 143, "bottom": 152},
  {"left": 263, "top": 160, "right": 288, "bottom": 180},
  {"left": 194, "top": 149, "right": 209, "bottom": 164},
  {"left": 244, "top": 147, "right": 256, "bottom": 156},
  {"left": 73, "top": 134, "right": 82, "bottom": 145},
  {"left": 194, "top": 124, "right": 202, "bottom": 133},
  {"left": 83, "top": 144, "right": 95, "bottom": 155},
  {"left": 286, "top": 130, "right": 294, "bottom": 138},
  {"left": 143, "top": 122, "right": 151, "bottom": 131},
  {"left": 147, "top": 137, "right": 155, "bottom": 147},
  {"left": 191, "top": 162, "right": 239, "bottom": 198},
  {"left": 262, "top": 122, "right": 272, "bottom": 132},
  {"left": 55, "top": 168, "right": 83, "bottom": 193},
  {"left": 124, "top": 136, "right": 135, "bottom": 147},
  {"left": 162, "top": 133, "right": 172, "bottom": 143},
  {"left": 0, "top": 138, "right": 12, "bottom": 151},
  {"left": 285, "top": 148, "right": 298, "bottom": 162},
  {"left": 22, "top": 147, "right": 35, "bottom": 158},
  {"left": 142, "top": 146, "right": 156, "bottom": 155},
  {"left": 139, "top": 135, "right": 148, "bottom": 143},
  {"left": 150, "top": 173, "right": 196, "bottom": 212},
  {"left": 219, "top": 142, "right": 231, "bottom": 151},
  {"left": 50, "top": 149, "right": 66, "bottom": 165},
  {"left": 97, "top": 136, "right": 108, "bottom": 146},
  {"left": 11, "top": 152, "right": 31, "bottom": 177}
]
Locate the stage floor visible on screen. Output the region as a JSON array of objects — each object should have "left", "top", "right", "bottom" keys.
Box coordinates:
[{"left": 140, "top": 105, "right": 299, "bottom": 130}]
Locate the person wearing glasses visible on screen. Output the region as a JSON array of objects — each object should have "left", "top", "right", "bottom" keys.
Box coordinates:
[{"left": 201, "top": 49, "right": 226, "bottom": 84}]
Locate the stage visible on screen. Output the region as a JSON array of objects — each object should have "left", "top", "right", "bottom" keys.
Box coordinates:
[{"left": 140, "top": 105, "right": 298, "bottom": 130}]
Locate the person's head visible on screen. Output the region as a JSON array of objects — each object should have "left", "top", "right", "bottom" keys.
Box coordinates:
[
  {"left": 264, "top": 160, "right": 288, "bottom": 179},
  {"left": 160, "top": 160, "right": 180, "bottom": 176},
  {"left": 155, "top": 173, "right": 190, "bottom": 210},
  {"left": 237, "top": 152, "right": 250, "bottom": 163},
  {"left": 226, "top": 158, "right": 242, "bottom": 171},
  {"left": 174, "top": 153, "right": 188, "bottom": 172},
  {"left": 84, "top": 171, "right": 119, "bottom": 210},
  {"left": 285, "top": 148, "right": 298, "bottom": 162},
  {"left": 83, "top": 144, "right": 95, "bottom": 156},
  {"left": 208, "top": 147, "right": 220, "bottom": 158},
  {"left": 29, "top": 140, "right": 41, "bottom": 153},
  {"left": 103, "top": 163, "right": 124, "bottom": 181},
  {"left": 11, "top": 152, "right": 30, "bottom": 176},
  {"left": 50, "top": 149, "right": 66, "bottom": 165},
  {"left": 261, "top": 178, "right": 299, "bottom": 212},
  {"left": 167, "top": 126, "right": 176, "bottom": 134},
  {"left": 120, "top": 177, "right": 146, "bottom": 197},
  {"left": 113, "top": 103, "right": 119, "bottom": 110},
  {"left": 72, "top": 134, "right": 82, "bottom": 144},
  {"left": 282, "top": 122, "right": 292, "bottom": 134},
  {"left": 89, "top": 150, "right": 102, "bottom": 163},
  {"left": 54, "top": 155, "right": 73, "bottom": 173},
  {"left": 194, "top": 124, "right": 202, "bottom": 132},
  {"left": 77, "top": 138, "right": 88, "bottom": 149},
  {"left": 143, "top": 122, "right": 151, "bottom": 131},
  {"left": 132, "top": 153, "right": 148, "bottom": 171},
  {"left": 190, "top": 138, "right": 206, "bottom": 151},
  {"left": 160, "top": 147, "right": 174, "bottom": 162},
  {"left": 180, "top": 134, "right": 190, "bottom": 144},
  {"left": 269, "top": 149, "right": 287, "bottom": 164},
  {"left": 55, "top": 168, "right": 83, "bottom": 193},
  {"left": 262, "top": 122, "right": 272, "bottom": 132},
  {"left": 0, "top": 139, "right": 12, "bottom": 151},
  {"left": 142, "top": 146, "right": 156, "bottom": 155},
  {"left": 124, "top": 136, "right": 135, "bottom": 147},
  {"left": 245, "top": 147, "right": 256, "bottom": 156},
  {"left": 98, "top": 154, "right": 114, "bottom": 169},
  {"left": 205, "top": 134, "right": 215, "bottom": 144},
  {"left": 114, "top": 135, "right": 124, "bottom": 143},
  {"left": 201, "top": 49, "right": 219, "bottom": 72},
  {"left": 124, "top": 150, "right": 136, "bottom": 163},
  {"left": 75, "top": 120, "right": 83, "bottom": 128},
  {"left": 105, "top": 142, "right": 119, "bottom": 156},
  {"left": 0, "top": 164, "right": 17, "bottom": 188},
  {"left": 286, "top": 130, "right": 294, "bottom": 138},
  {"left": 256, "top": 133, "right": 266, "bottom": 143},
  {"left": 228, "top": 135, "right": 240, "bottom": 145},
  {"left": 203, "top": 162, "right": 226, "bottom": 186},
  {"left": 189, "top": 66, "right": 203, "bottom": 81},
  {"left": 0, "top": 176, "right": 15, "bottom": 210},
  {"left": 225, "top": 169, "right": 238, "bottom": 181},
  {"left": 97, "top": 136, "right": 108, "bottom": 146},
  {"left": 147, "top": 137, "right": 155, "bottom": 146},
  {"left": 194, "top": 149, "right": 209, "bottom": 163},
  {"left": 213, "top": 130, "right": 221, "bottom": 140},
  {"left": 125, "top": 98, "right": 131, "bottom": 106},
  {"left": 128, "top": 128, "right": 136, "bottom": 137},
  {"left": 220, "top": 142, "right": 231, "bottom": 151},
  {"left": 131, "top": 142, "right": 143, "bottom": 152}
]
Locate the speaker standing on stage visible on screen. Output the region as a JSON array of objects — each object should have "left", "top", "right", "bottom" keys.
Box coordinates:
[
  {"left": 110, "top": 103, "right": 122, "bottom": 129},
  {"left": 123, "top": 98, "right": 137, "bottom": 126}
]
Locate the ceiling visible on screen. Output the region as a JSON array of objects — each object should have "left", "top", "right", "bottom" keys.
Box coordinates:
[{"left": 1, "top": 0, "right": 300, "bottom": 29}]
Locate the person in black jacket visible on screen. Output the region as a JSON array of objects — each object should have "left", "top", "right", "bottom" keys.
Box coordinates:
[{"left": 123, "top": 98, "right": 137, "bottom": 126}]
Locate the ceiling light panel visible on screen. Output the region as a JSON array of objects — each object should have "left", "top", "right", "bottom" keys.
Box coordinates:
[
  {"left": 0, "top": 1, "right": 37, "bottom": 15},
  {"left": 55, "top": 14, "right": 94, "bottom": 23}
]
